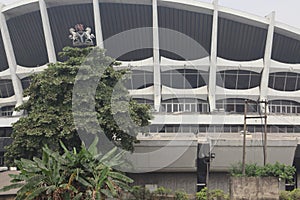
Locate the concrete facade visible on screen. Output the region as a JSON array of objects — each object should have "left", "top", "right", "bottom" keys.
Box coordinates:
[
  {"left": 230, "top": 177, "right": 279, "bottom": 200},
  {"left": 128, "top": 172, "right": 197, "bottom": 194}
]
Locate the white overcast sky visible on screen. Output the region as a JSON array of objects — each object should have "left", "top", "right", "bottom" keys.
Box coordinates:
[{"left": 0, "top": 0, "right": 299, "bottom": 29}]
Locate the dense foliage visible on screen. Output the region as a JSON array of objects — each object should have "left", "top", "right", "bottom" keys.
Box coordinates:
[
  {"left": 280, "top": 189, "right": 300, "bottom": 200},
  {"left": 129, "top": 186, "right": 191, "bottom": 200},
  {"left": 5, "top": 47, "right": 152, "bottom": 166},
  {"left": 0, "top": 138, "right": 133, "bottom": 200},
  {"left": 230, "top": 162, "right": 296, "bottom": 183},
  {"left": 196, "top": 187, "right": 229, "bottom": 200}
]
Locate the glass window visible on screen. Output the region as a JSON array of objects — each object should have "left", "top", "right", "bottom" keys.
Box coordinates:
[
  {"left": 182, "top": 126, "right": 190, "bottom": 133},
  {"left": 198, "top": 126, "right": 207, "bottom": 133},
  {"left": 225, "top": 74, "right": 236, "bottom": 89},
  {"left": 217, "top": 70, "right": 260, "bottom": 89},
  {"left": 236, "top": 105, "right": 244, "bottom": 113},
  {"left": 167, "top": 104, "right": 172, "bottom": 112},
  {"left": 0, "top": 80, "right": 14, "bottom": 98},
  {"left": 186, "top": 74, "right": 198, "bottom": 88},
  {"left": 274, "top": 75, "right": 285, "bottom": 91},
  {"left": 191, "top": 104, "right": 196, "bottom": 112},
  {"left": 269, "top": 72, "right": 300, "bottom": 91},
  {"left": 255, "top": 126, "right": 263, "bottom": 133},
  {"left": 162, "top": 70, "right": 208, "bottom": 89},
  {"left": 0, "top": 127, "right": 12, "bottom": 137},
  {"left": 173, "top": 104, "right": 178, "bottom": 112},
  {"left": 161, "top": 99, "right": 209, "bottom": 113},
  {"left": 269, "top": 100, "right": 300, "bottom": 114},
  {"left": 237, "top": 73, "right": 250, "bottom": 89},
  {"left": 21, "top": 77, "right": 31, "bottom": 90},
  {"left": 125, "top": 71, "right": 153, "bottom": 90},
  {"left": 185, "top": 104, "right": 190, "bottom": 112}
]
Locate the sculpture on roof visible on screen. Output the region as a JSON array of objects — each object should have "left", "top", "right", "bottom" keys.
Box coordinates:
[{"left": 69, "top": 24, "right": 95, "bottom": 46}]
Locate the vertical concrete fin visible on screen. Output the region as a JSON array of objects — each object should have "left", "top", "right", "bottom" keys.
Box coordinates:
[
  {"left": 39, "top": 0, "right": 57, "bottom": 63},
  {"left": 93, "top": 0, "right": 104, "bottom": 48},
  {"left": 260, "top": 11, "right": 275, "bottom": 111},
  {"left": 0, "top": 7, "right": 23, "bottom": 109},
  {"left": 208, "top": 0, "right": 219, "bottom": 111},
  {"left": 153, "top": 0, "right": 161, "bottom": 112}
]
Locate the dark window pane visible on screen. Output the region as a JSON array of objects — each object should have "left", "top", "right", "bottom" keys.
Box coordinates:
[
  {"left": 236, "top": 105, "right": 244, "bottom": 113},
  {"left": 285, "top": 77, "right": 297, "bottom": 91},
  {"left": 216, "top": 74, "right": 225, "bottom": 87},
  {"left": 0, "top": 80, "right": 14, "bottom": 98},
  {"left": 186, "top": 74, "right": 197, "bottom": 88},
  {"left": 162, "top": 74, "right": 171, "bottom": 87},
  {"left": 250, "top": 74, "right": 261, "bottom": 88},
  {"left": 268, "top": 75, "right": 274, "bottom": 88},
  {"left": 237, "top": 74, "right": 250, "bottom": 89},
  {"left": 225, "top": 74, "right": 236, "bottom": 89},
  {"left": 172, "top": 74, "right": 183, "bottom": 88},
  {"left": 274, "top": 76, "right": 285, "bottom": 91}
]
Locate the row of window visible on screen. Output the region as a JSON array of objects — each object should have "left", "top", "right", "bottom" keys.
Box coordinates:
[
  {"left": 161, "top": 69, "right": 208, "bottom": 89},
  {"left": 269, "top": 72, "right": 300, "bottom": 91},
  {"left": 216, "top": 99, "right": 259, "bottom": 113},
  {"left": 160, "top": 99, "right": 209, "bottom": 113},
  {"left": 216, "top": 70, "right": 261, "bottom": 90},
  {"left": 147, "top": 125, "right": 300, "bottom": 134},
  {"left": 0, "top": 106, "right": 14, "bottom": 117},
  {"left": 124, "top": 70, "right": 300, "bottom": 91},
  {"left": 135, "top": 98, "right": 300, "bottom": 115}
]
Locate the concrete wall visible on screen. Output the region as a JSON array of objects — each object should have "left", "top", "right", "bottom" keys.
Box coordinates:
[
  {"left": 128, "top": 172, "right": 197, "bottom": 194},
  {"left": 0, "top": 195, "right": 15, "bottom": 200},
  {"left": 208, "top": 172, "right": 230, "bottom": 193},
  {"left": 230, "top": 177, "right": 279, "bottom": 200}
]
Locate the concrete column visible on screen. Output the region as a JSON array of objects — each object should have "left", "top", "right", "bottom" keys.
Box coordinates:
[
  {"left": 0, "top": 6, "right": 23, "bottom": 108},
  {"left": 153, "top": 0, "right": 161, "bottom": 112},
  {"left": 208, "top": 0, "right": 218, "bottom": 111},
  {"left": 39, "top": 0, "right": 56, "bottom": 63},
  {"left": 93, "top": 0, "right": 104, "bottom": 48},
  {"left": 260, "top": 12, "right": 275, "bottom": 111}
]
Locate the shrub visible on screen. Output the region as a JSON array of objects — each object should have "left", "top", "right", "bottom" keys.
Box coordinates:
[
  {"left": 175, "top": 190, "right": 189, "bottom": 200},
  {"left": 196, "top": 187, "right": 207, "bottom": 200},
  {"left": 279, "top": 189, "right": 300, "bottom": 200},
  {"left": 153, "top": 186, "right": 172, "bottom": 196},
  {"left": 130, "top": 186, "right": 152, "bottom": 200},
  {"left": 196, "top": 187, "right": 229, "bottom": 200},
  {"left": 290, "top": 188, "right": 300, "bottom": 200},
  {"left": 230, "top": 162, "right": 296, "bottom": 183},
  {"left": 279, "top": 190, "right": 291, "bottom": 200}
]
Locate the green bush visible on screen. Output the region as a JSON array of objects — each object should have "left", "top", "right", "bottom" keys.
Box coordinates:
[
  {"left": 196, "top": 187, "right": 229, "bottom": 200},
  {"left": 230, "top": 162, "right": 296, "bottom": 183},
  {"left": 279, "top": 189, "right": 300, "bottom": 200},
  {"left": 196, "top": 187, "right": 207, "bottom": 200},
  {"left": 279, "top": 190, "right": 291, "bottom": 200},
  {"left": 153, "top": 186, "right": 172, "bottom": 197},
  {"left": 130, "top": 186, "right": 152, "bottom": 200},
  {"left": 175, "top": 190, "right": 189, "bottom": 200},
  {"left": 290, "top": 189, "right": 300, "bottom": 200}
]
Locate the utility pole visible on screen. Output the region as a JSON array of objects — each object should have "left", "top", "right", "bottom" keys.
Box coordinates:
[
  {"left": 242, "top": 100, "right": 268, "bottom": 174},
  {"left": 263, "top": 100, "right": 268, "bottom": 166},
  {"left": 204, "top": 152, "right": 215, "bottom": 199},
  {"left": 242, "top": 100, "right": 248, "bottom": 175}
]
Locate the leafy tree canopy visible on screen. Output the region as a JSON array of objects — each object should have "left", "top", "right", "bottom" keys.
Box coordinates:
[{"left": 5, "top": 47, "right": 152, "bottom": 166}]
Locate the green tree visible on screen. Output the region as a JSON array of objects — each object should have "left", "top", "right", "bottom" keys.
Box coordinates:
[{"left": 5, "top": 47, "right": 152, "bottom": 166}]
